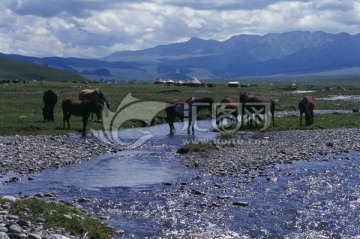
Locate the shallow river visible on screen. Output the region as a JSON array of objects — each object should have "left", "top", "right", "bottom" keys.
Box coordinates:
[{"left": 1, "top": 122, "right": 359, "bottom": 238}]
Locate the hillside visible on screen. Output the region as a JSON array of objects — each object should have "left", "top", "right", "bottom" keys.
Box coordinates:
[
  {"left": 0, "top": 56, "right": 86, "bottom": 82},
  {"left": 1, "top": 31, "right": 360, "bottom": 82}
]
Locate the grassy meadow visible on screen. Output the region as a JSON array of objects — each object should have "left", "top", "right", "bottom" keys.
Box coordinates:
[{"left": 1, "top": 78, "right": 360, "bottom": 136}]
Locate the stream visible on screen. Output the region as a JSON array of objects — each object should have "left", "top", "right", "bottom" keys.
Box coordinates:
[{"left": 0, "top": 121, "right": 359, "bottom": 238}]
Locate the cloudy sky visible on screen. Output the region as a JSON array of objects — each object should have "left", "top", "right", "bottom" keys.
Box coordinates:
[{"left": 1, "top": 0, "right": 359, "bottom": 58}]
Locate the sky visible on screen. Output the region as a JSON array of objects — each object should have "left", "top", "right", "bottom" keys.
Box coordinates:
[{"left": 1, "top": 0, "right": 359, "bottom": 59}]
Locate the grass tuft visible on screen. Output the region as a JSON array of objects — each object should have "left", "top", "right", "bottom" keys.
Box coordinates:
[{"left": 10, "top": 198, "right": 113, "bottom": 239}]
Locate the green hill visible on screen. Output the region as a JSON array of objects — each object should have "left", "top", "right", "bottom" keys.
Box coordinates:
[{"left": 0, "top": 56, "right": 86, "bottom": 82}]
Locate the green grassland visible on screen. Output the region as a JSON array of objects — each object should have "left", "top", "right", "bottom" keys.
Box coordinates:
[{"left": 1, "top": 78, "right": 360, "bottom": 136}]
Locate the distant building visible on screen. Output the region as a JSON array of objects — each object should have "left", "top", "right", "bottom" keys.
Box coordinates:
[
  {"left": 153, "top": 77, "right": 175, "bottom": 85},
  {"left": 227, "top": 81, "right": 239, "bottom": 87},
  {"left": 153, "top": 77, "right": 166, "bottom": 84}
]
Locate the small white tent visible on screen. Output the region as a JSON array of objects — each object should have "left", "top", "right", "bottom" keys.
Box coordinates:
[{"left": 184, "top": 77, "right": 202, "bottom": 86}]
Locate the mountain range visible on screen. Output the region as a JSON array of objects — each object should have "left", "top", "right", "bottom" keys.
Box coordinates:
[{"left": 1, "top": 31, "right": 360, "bottom": 82}]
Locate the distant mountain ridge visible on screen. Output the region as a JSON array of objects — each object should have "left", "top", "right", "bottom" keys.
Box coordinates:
[{"left": 1, "top": 31, "right": 360, "bottom": 81}]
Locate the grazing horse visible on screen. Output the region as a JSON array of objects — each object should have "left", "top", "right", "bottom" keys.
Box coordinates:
[
  {"left": 62, "top": 98, "right": 103, "bottom": 137},
  {"left": 239, "top": 92, "right": 275, "bottom": 127},
  {"left": 165, "top": 97, "right": 214, "bottom": 135},
  {"left": 299, "top": 96, "right": 315, "bottom": 126},
  {"left": 79, "top": 88, "right": 110, "bottom": 121},
  {"left": 42, "top": 89, "right": 58, "bottom": 122}
]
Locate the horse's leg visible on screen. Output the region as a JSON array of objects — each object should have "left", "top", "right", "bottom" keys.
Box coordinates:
[
  {"left": 299, "top": 111, "right": 303, "bottom": 125},
  {"left": 95, "top": 110, "right": 102, "bottom": 122},
  {"left": 82, "top": 115, "right": 90, "bottom": 137},
  {"left": 66, "top": 114, "right": 71, "bottom": 129},
  {"left": 50, "top": 106, "right": 54, "bottom": 121},
  {"left": 63, "top": 114, "right": 70, "bottom": 129},
  {"left": 62, "top": 111, "right": 67, "bottom": 129},
  {"left": 168, "top": 116, "right": 175, "bottom": 135},
  {"left": 187, "top": 118, "right": 191, "bottom": 134},
  {"left": 169, "top": 120, "right": 173, "bottom": 135}
]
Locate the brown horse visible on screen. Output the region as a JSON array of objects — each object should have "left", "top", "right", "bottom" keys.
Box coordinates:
[
  {"left": 79, "top": 88, "right": 110, "bottom": 121},
  {"left": 165, "top": 97, "right": 214, "bottom": 135},
  {"left": 62, "top": 98, "right": 103, "bottom": 136},
  {"left": 42, "top": 89, "right": 58, "bottom": 122},
  {"left": 239, "top": 92, "right": 275, "bottom": 127},
  {"left": 299, "top": 96, "right": 315, "bottom": 126}
]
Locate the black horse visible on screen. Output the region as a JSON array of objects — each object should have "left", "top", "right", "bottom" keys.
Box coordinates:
[{"left": 42, "top": 89, "right": 58, "bottom": 122}]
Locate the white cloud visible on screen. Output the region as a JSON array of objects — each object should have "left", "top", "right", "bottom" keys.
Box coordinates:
[{"left": 0, "top": 0, "right": 359, "bottom": 58}]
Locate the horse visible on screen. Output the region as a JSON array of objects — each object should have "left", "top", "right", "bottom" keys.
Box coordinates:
[
  {"left": 215, "top": 97, "right": 241, "bottom": 131},
  {"left": 299, "top": 96, "right": 315, "bottom": 126},
  {"left": 79, "top": 88, "right": 110, "bottom": 121},
  {"left": 165, "top": 97, "right": 214, "bottom": 135},
  {"left": 239, "top": 92, "right": 275, "bottom": 128},
  {"left": 42, "top": 89, "right": 58, "bottom": 122},
  {"left": 62, "top": 98, "right": 103, "bottom": 137}
]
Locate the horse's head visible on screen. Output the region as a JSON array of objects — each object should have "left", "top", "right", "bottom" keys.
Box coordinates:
[{"left": 239, "top": 92, "right": 248, "bottom": 103}]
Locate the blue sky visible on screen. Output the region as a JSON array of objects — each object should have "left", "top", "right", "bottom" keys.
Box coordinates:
[{"left": 1, "top": 0, "right": 359, "bottom": 58}]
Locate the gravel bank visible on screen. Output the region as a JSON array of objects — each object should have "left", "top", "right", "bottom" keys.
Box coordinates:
[
  {"left": 0, "top": 135, "right": 122, "bottom": 178},
  {"left": 1, "top": 129, "right": 359, "bottom": 179},
  {"left": 181, "top": 128, "right": 360, "bottom": 175}
]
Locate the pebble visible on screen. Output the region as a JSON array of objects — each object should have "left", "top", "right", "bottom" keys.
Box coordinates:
[
  {"left": 0, "top": 232, "right": 9, "bottom": 239},
  {"left": 232, "top": 201, "right": 249, "bottom": 207}
]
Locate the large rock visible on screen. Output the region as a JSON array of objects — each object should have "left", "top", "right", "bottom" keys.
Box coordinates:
[
  {"left": 1, "top": 196, "right": 16, "bottom": 203},
  {"left": 0, "top": 232, "right": 10, "bottom": 239}
]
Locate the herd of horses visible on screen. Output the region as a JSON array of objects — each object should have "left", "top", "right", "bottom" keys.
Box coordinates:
[
  {"left": 42, "top": 88, "right": 315, "bottom": 137},
  {"left": 42, "top": 88, "right": 110, "bottom": 136}
]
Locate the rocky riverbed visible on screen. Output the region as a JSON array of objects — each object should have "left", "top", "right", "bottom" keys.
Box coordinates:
[
  {"left": 1, "top": 129, "right": 359, "bottom": 179},
  {"left": 0, "top": 135, "right": 123, "bottom": 179},
  {"left": 1, "top": 129, "right": 360, "bottom": 238},
  {"left": 181, "top": 128, "right": 360, "bottom": 175}
]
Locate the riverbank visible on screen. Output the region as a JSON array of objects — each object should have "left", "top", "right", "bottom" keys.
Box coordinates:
[
  {"left": 181, "top": 128, "right": 360, "bottom": 176},
  {"left": 1, "top": 128, "right": 360, "bottom": 181},
  {"left": 0, "top": 135, "right": 123, "bottom": 179}
]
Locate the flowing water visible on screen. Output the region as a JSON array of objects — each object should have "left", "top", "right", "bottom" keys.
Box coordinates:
[{"left": 1, "top": 122, "right": 359, "bottom": 238}]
